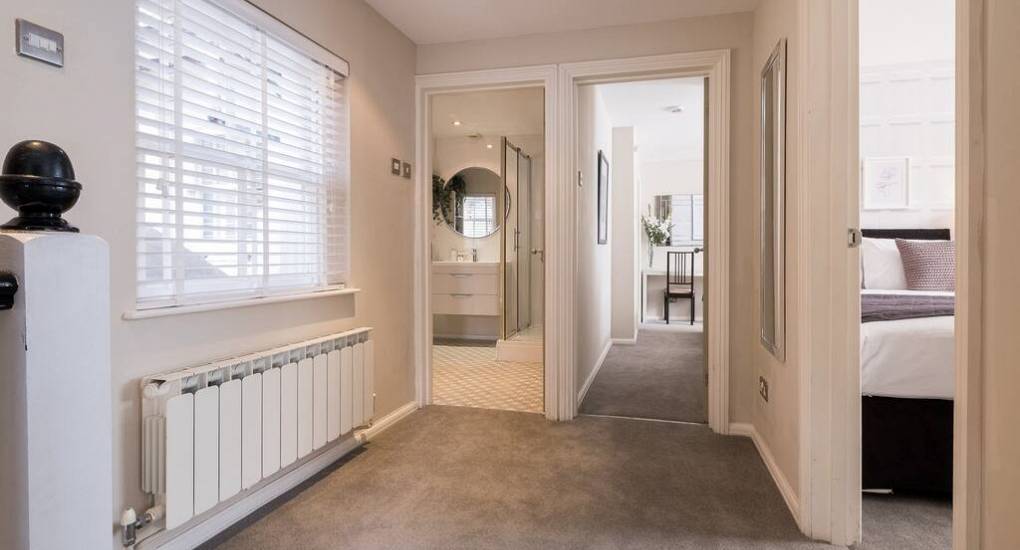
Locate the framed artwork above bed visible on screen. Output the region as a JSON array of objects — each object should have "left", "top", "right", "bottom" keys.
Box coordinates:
[{"left": 862, "top": 156, "right": 910, "bottom": 210}]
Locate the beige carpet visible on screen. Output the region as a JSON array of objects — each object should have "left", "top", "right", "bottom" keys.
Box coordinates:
[
  {"left": 206, "top": 406, "right": 829, "bottom": 550},
  {"left": 432, "top": 343, "right": 543, "bottom": 414},
  {"left": 205, "top": 406, "right": 949, "bottom": 550},
  {"left": 856, "top": 493, "right": 952, "bottom": 549},
  {"left": 580, "top": 327, "right": 707, "bottom": 423}
]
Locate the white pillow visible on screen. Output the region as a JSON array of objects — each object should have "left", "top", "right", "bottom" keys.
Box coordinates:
[{"left": 861, "top": 238, "right": 907, "bottom": 290}]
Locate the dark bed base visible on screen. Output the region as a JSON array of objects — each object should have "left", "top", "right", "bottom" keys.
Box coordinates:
[
  {"left": 862, "top": 396, "right": 953, "bottom": 495},
  {"left": 860, "top": 227, "right": 953, "bottom": 495}
]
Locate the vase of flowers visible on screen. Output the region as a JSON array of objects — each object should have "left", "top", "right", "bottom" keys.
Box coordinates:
[{"left": 641, "top": 211, "right": 672, "bottom": 268}]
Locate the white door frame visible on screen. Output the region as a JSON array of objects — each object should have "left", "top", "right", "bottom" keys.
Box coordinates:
[
  {"left": 413, "top": 66, "right": 563, "bottom": 420},
  {"left": 953, "top": 2, "right": 984, "bottom": 547},
  {"left": 806, "top": 0, "right": 982, "bottom": 547},
  {"left": 795, "top": 1, "right": 859, "bottom": 544},
  {"left": 558, "top": 50, "right": 732, "bottom": 430}
]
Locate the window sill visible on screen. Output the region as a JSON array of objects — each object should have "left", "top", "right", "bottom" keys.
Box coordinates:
[{"left": 122, "top": 287, "right": 361, "bottom": 321}]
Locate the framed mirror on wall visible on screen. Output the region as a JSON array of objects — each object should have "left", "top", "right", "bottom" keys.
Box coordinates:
[
  {"left": 760, "top": 38, "right": 787, "bottom": 361},
  {"left": 433, "top": 166, "right": 508, "bottom": 239}
]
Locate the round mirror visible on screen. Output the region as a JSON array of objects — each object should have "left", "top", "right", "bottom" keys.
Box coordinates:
[{"left": 433, "top": 167, "right": 507, "bottom": 238}]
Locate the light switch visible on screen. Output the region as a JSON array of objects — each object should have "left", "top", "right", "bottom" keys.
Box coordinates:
[
  {"left": 16, "top": 19, "right": 64, "bottom": 68},
  {"left": 401, "top": 161, "right": 411, "bottom": 179},
  {"left": 390, "top": 158, "right": 401, "bottom": 176}
]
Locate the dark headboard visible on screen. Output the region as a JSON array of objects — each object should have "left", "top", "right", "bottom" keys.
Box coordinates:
[{"left": 861, "top": 228, "right": 951, "bottom": 240}]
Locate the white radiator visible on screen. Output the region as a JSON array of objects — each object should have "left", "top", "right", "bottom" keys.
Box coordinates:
[{"left": 141, "top": 328, "right": 374, "bottom": 530}]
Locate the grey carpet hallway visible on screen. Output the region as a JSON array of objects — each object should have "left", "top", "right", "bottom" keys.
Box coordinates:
[
  {"left": 580, "top": 327, "right": 706, "bottom": 423},
  {"left": 209, "top": 405, "right": 831, "bottom": 550}
]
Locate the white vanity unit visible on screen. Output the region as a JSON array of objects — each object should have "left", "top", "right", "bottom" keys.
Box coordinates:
[{"left": 431, "top": 261, "right": 499, "bottom": 316}]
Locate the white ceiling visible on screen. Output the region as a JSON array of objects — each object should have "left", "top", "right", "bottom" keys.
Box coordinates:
[
  {"left": 366, "top": 0, "right": 759, "bottom": 45},
  {"left": 431, "top": 87, "right": 545, "bottom": 140},
  {"left": 597, "top": 77, "right": 705, "bottom": 163}
]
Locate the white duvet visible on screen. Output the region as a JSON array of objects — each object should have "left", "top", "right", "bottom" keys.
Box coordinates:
[{"left": 860, "top": 302, "right": 955, "bottom": 400}]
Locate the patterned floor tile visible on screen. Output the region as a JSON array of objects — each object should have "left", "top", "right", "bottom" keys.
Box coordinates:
[{"left": 432, "top": 344, "right": 544, "bottom": 414}]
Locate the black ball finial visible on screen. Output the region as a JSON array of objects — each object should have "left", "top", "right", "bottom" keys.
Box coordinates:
[{"left": 0, "top": 140, "right": 81, "bottom": 232}]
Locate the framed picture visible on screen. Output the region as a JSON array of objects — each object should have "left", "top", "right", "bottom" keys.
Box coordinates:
[
  {"left": 597, "top": 150, "right": 609, "bottom": 244},
  {"left": 862, "top": 157, "right": 910, "bottom": 209}
]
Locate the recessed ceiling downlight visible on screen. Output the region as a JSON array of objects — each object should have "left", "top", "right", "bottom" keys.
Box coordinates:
[
  {"left": 452, "top": 120, "right": 462, "bottom": 126},
  {"left": 665, "top": 105, "right": 685, "bottom": 114}
]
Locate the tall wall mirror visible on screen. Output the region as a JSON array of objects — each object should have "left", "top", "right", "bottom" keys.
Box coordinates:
[{"left": 760, "top": 38, "right": 787, "bottom": 361}]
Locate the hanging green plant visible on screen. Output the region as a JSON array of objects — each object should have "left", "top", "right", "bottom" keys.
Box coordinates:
[{"left": 432, "top": 173, "right": 465, "bottom": 225}]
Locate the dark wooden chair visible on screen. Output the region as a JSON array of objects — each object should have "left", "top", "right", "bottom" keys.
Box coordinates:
[{"left": 664, "top": 250, "right": 696, "bottom": 325}]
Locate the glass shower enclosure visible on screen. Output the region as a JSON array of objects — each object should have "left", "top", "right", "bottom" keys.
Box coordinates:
[{"left": 501, "top": 137, "right": 534, "bottom": 340}]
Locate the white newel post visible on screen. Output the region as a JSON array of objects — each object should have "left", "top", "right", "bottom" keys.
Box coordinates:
[{"left": 0, "top": 231, "right": 112, "bottom": 550}]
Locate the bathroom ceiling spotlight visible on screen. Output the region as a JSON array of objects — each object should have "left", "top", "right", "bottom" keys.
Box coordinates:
[
  {"left": 665, "top": 105, "right": 685, "bottom": 114},
  {"left": 486, "top": 144, "right": 494, "bottom": 149},
  {"left": 452, "top": 120, "right": 462, "bottom": 126}
]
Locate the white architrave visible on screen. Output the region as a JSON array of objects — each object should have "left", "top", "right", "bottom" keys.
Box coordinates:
[
  {"left": 558, "top": 49, "right": 731, "bottom": 429},
  {"left": 413, "top": 66, "right": 561, "bottom": 419}
]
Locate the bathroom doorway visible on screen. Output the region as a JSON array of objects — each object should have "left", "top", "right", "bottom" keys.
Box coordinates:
[{"left": 426, "top": 87, "right": 545, "bottom": 414}]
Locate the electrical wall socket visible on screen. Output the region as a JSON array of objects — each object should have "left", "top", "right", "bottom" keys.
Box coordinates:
[{"left": 758, "top": 376, "right": 769, "bottom": 402}]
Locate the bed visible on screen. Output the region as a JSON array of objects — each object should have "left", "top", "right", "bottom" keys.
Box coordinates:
[{"left": 860, "top": 228, "right": 953, "bottom": 495}]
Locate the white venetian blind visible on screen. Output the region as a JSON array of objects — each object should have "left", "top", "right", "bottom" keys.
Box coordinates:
[
  {"left": 134, "top": 0, "right": 350, "bottom": 309},
  {"left": 669, "top": 193, "right": 704, "bottom": 245},
  {"left": 461, "top": 195, "right": 495, "bottom": 238}
]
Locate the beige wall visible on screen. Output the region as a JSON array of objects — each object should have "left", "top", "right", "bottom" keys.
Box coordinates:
[
  {"left": 610, "top": 127, "right": 638, "bottom": 341},
  {"left": 419, "top": 13, "right": 758, "bottom": 424},
  {"left": 751, "top": 0, "right": 801, "bottom": 496},
  {"left": 0, "top": 0, "right": 415, "bottom": 546},
  {"left": 976, "top": 0, "right": 1020, "bottom": 546},
  {"left": 575, "top": 85, "right": 614, "bottom": 388}
]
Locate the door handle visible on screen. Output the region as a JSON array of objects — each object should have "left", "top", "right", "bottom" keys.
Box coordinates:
[
  {"left": 848, "top": 228, "right": 863, "bottom": 248},
  {"left": 530, "top": 248, "right": 544, "bottom": 262}
]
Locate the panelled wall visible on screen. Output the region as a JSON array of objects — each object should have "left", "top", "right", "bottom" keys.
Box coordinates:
[{"left": 860, "top": 61, "right": 955, "bottom": 225}]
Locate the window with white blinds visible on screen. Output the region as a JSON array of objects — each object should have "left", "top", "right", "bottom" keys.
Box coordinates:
[
  {"left": 461, "top": 194, "right": 496, "bottom": 238},
  {"left": 669, "top": 194, "right": 704, "bottom": 245},
  {"left": 134, "top": 0, "right": 350, "bottom": 309}
]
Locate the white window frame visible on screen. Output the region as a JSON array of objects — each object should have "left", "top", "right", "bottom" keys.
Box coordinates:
[{"left": 132, "top": 0, "right": 352, "bottom": 312}]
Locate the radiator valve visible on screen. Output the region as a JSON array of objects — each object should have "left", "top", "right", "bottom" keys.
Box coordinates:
[{"left": 120, "top": 505, "right": 164, "bottom": 547}]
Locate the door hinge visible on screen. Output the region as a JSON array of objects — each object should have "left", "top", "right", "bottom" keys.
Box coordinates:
[{"left": 848, "top": 228, "right": 863, "bottom": 248}]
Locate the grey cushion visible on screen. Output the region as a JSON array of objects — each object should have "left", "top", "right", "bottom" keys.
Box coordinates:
[{"left": 895, "top": 239, "right": 955, "bottom": 291}]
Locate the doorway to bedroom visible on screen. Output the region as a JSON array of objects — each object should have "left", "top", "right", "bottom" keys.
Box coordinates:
[{"left": 856, "top": 0, "right": 954, "bottom": 547}]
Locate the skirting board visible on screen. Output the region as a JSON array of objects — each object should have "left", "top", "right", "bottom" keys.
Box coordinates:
[
  {"left": 576, "top": 340, "right": 613, "bottom": 406},
  {"left": 136, "top": 401, "right": 419, "bottom": 550},
  {"left": 729, "top": 422, "right": 801, "bottom": 531}
]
